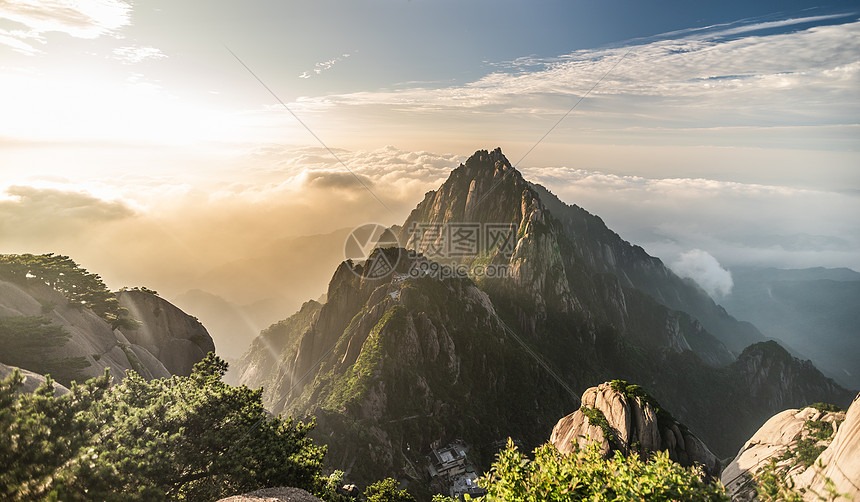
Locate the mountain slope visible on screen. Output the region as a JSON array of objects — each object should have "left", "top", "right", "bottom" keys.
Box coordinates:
[
  {"left": 236, "top": 148, "right": 850, "bottom": 490},
  {"left": 398, "top": 148, "right": 734, "bottom": 366},
  {"left": 530, "top": 182, "right": 765, "bottom": 355},
  {"left": 0, "top": 256, "right": 215, "bottom": 384}
]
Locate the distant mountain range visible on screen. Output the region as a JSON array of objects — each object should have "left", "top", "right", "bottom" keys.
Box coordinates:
[
  {"left": 721, "top": 266, "right": 860, "bottom": 389},
  {"left": 235, "top": 148, "right": 852, "bottom": 489}
]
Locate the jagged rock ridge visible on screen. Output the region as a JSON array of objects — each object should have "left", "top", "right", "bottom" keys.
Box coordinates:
[{"left": 399, "top": 148, "right": 735, "bottom": 366}]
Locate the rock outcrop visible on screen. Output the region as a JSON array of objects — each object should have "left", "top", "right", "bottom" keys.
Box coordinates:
[
  {"left": 0, "top": 276, "right": 214, "bottom": 384},
  {"left": 551, "top": 381, "right": 720, "bottom": 477},
  {"left": 0, "top": 278, "right": 170, "bottom": 382},
  {"left": 117, "top": 290, "right": 215, "bottom": 376},
  {"left": 0, "top": 361, "right": 69, "bottom": 395},
  {"left": 723, "top": 393, "right": 860, "bottom": 501},
  {"left": 216, "top": 487, "right": 323, "bottom": 502}
]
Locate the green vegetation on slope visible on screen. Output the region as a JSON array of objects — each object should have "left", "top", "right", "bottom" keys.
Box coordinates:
[
  {"left": 0, "top": 315, "right": 90, "bottom": 385},
  {"left": 580, "top": 406, "right": 614, "bottom": 443},
  {"left": 0, "top": 353, "right": 325, "bottom": 501},
  {"left": 323, "top": 305, "right": 407, "bottom": 412},
  {"left": 479, "top": 440, "right": 729, "bottom": 501},
  {"left": 364, "top": 478, "right": 416, "bottom": 502},
  {"left": 0, "top": 253, "right": 138, "bottom": 329},
  {"left": 610, "top": 379, "right": 679, "bottom": 431}
]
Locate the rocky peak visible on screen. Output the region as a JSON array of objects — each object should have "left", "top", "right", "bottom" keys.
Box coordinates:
[
  {"left": 722, "top": 395, "right": 860, "bottom": 501},
  {"left": 732, "top": 341, "right": 852, "bottom": 412},
  {"left": 400, "top": 148, "right": 534, "bottom": 240},
  {"left": 550, "top": 381, "right": 721, "bottom": 477}
]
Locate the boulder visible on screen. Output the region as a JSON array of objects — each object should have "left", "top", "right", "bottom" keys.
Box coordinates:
[
  {"left": 216, "top": 487, "right": 323, "bottom": 502},
  {"left": 551, "top": 381, "right": 720, "bottom": 477}
]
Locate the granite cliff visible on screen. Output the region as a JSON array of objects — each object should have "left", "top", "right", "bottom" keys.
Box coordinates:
[
  {"left": 722, "top": 393, "right": 860, "bottom": 501},
  {"left": 0, "top": 257, "right": 215, "bottom": 384}
]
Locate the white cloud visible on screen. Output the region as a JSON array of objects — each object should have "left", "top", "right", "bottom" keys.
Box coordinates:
[
  {"left": 0, "top": 27, "right": 44, "bottom": 54},
  {"left": 112, "top": 45, "right": 167, "bottom": 64},
  {"left": 670, "top": 249, "right": 734, "bottom": 298},
  {"left": 285, "top": 18, "right": 860, "bottom": 148},
  {"left": 214, "top": 145, "right": 860, "bottom": 272},
  {"left": 527, "top": 162, "right": 860, "bottom": 272},
  {"left": 0, "top": 0, "right": 131, "bottom": 53},
  {"left": 299, "top": 52, "right": 351, "bottom": 78}
]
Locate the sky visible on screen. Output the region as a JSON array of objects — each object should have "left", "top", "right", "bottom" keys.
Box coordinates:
[{"left": 1, "top": 1, "right": 859, "bottom": 353}]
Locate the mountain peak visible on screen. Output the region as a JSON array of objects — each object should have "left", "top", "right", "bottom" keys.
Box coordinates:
[{"left": 464, "top": 147, "right": 513, "bottom": 172}]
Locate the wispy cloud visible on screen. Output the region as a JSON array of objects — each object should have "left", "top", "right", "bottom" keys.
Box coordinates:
[
  {"left": 112, "top": 45, "right": 167, "bottom": 64},
  {"left": 0, "top": 0, "right": 131, "bottom": 54},
  {"left": 298, "top": 52, "right": 352, "bottom": 79},
  {"left": 287, "top": 18, "right": 860, "bottom": 148}
]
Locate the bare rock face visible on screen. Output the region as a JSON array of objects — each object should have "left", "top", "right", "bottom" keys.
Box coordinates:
[
  {"left": 0, "top": 362, "right": 69, "bottom": 395},
  {"left": 722, "top": 393, "right": 860, "bottom": 501},
  {"left": 117, "top": 290, "right": 215, "bottom": 376},
  {"left": 0, "top": 278, "right": 170, "bottom": 382},
  {"left": 550, "top": 381, "right": 721, "bottom": 477},
  {"left": 216, "top": 486, "right": 323, "bottom": 502}
]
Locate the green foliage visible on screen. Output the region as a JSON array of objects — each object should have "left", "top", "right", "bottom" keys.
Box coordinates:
[
  {"left": 479, "top": 440, "right": 729, "bottom": 502},
  {"left": 580, "top": 406, "right": 613, "bottom": 443},
  {"left": 0, "top": 253, "right": 136, "bottom": 329},
  {"left": 0, "top": 353, "right": 326, "bottom": 501},
  {"left": 778, "top": 416, "right": 840, "bottom": 469},
  {"left": 127, "top": 286, "right": 160, "bottom": 296},
  {"left": 315, "top": 470, "right": 353, "bottom": 502},
  {"left": 753, "top": 459, "right": 804, "bottom": 502},
  {"left": 754, "top": 456, "right": 847, "bottom": 502},
  {"left": 324, "top": 305, "right": 407, "bottom": 411},
  {"left": 806, "top": 402, "right": 843, "bottom": 413},
  {"left": 0, "top": 315, "right": 91, "bottom": 385},
  {"left": 792, "top": 436, "right": 828, "bottom": 470},
  {"left": 364, "top": 478, "right": 415, "bottom": 502},
  {"left": 806, "top": 419, "right": 836, "bottom": 442},
  {"left": 609, "top": 379, "right": 677, "bottom": 430}
]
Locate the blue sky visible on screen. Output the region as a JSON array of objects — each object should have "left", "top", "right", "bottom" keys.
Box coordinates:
[{"left": 0, "top": 0, "right": 858, "bottom": 304}]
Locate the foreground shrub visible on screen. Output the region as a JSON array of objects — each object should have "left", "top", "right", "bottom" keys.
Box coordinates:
[
  {"left": 0, "top": 353, "right": 324, "bottom": 501},
  {"left": 479, "top": 440, "right": 729, "bottom": 501}
]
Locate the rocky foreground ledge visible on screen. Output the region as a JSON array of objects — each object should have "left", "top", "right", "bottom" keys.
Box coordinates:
[
  {"left": 216, "top": 487, "right": 323, "bottom": 502},
  {"left": 722, "top": 392, "right": 860, "bottom": 501}
]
